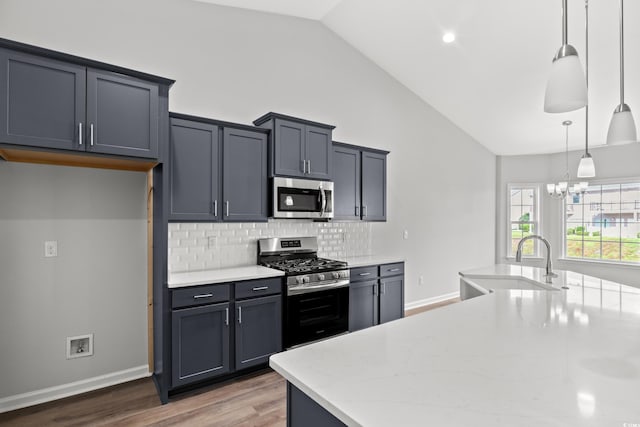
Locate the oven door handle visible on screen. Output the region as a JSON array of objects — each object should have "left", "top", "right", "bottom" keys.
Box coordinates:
[
  {"left": 288, "top": 280, "right": 349, "bottom": 296},
  {"left": 320, "top": 186, "right": 327, "bottom": 217}
]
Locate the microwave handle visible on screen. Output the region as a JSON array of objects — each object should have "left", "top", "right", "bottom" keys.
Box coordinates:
[{"left": 319, "top": 187, "right": 326, "bottom": 217}]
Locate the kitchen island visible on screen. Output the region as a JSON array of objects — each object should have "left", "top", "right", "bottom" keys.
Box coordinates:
[{"left": 269, "top": 265, "right": 640, "bottom": 426}]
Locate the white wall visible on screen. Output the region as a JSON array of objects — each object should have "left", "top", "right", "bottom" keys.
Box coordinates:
[
  {"left": 497, "top": 142, "right": 640, "bottom": 288},
  {"left": 0, "top": 162, "right": 148, "bottom": 401},
  {"left": 0, "top": 0, "right": 496, "bottom": 401}
]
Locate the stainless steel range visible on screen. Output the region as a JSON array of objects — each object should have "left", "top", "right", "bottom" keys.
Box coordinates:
[{"left": 258, "top": 237, "right": 350, "bottom": 347}]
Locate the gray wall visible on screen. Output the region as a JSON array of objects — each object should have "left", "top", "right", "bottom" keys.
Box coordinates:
[
  {"left": 0, "top": 0, "right": 496, "bottom": 398},
  {"left": 0, "top": 162, "right": 148, "bottom": 399},
  {"left": 497, "top": 142, "right": 640, "bottom": 288}
]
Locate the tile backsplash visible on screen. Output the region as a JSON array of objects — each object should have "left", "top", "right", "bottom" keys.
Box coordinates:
[{"left": 168, "top": 220, "right": 372, "bottom": 273}]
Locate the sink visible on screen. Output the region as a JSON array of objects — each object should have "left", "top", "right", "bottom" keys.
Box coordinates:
[{"left": 460, "top": 276, "right": 559, "bottom": 300}]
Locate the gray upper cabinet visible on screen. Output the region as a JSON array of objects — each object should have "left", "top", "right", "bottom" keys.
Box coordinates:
[
  {"left": 361, "top": 150, "right": 387, "bottom": 221},
  {"left": 168, "top": 113, "right": 268, "bottom": 222},
  {"left": 86, "top": 69, "right": 159, "bottom": 158},
  {"left": 0, "top": 44, "right": 168, "bottom": 160},
  {"left": 0, "top": 48, "right": 85, "bottom": 151},
  {"left": 222, "top": 128, "right": 268, "bottom": 222},
  {"left": 253, "top": 113, "right": 334, "bottom": 181},
  {"left": 333, "top": 142, "right": 388, "bottom": 222},
  {"left": 169, "top": 118, "right": 220, "bottom": 221}
]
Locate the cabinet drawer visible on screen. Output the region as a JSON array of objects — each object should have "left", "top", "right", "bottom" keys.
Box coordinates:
[
  {"left": 380, "top": 262, "right": 404, "bottom": 277},
  {"left": 235, "top": 278, "right": 282, "bottom": 300},
  {"left": 172, "top": 284, "right": 230, "bottom": 309},
  {"left": 350, "top": 266, "right": 378, "bottom": 282}
]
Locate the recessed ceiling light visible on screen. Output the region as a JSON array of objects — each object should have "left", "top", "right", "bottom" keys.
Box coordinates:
[{"left": 442, "top": 32, "right": 455, "bottom": 43}]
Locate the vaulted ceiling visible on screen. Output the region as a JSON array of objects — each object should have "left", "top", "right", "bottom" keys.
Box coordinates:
[{"left": 195, "top": 0, "right": 640, "bottom": 156}]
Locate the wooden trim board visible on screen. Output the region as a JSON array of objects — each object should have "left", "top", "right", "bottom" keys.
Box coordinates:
[
  {"left": 147, "top": 170, "right": 154, "bottom": 372},
  {"left": 0, "top": 148, "right": 157, "bottom": 172}
]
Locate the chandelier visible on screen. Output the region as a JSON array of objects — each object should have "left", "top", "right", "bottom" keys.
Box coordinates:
[{"left": 547, "top": 120, "right": 589, "bottom": 199}]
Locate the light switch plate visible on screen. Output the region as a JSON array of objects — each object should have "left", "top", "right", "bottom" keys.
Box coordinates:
[{"left": 45, "top": 241, "right": 58, "bottom": 257}]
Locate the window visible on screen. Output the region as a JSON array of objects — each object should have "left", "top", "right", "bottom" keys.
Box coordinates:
[
  {"left": 508, "top": 184, "right": 539, "bottom": 257},
  {"left": 565, "top": 181, "right": 640, "bottom": 263}
]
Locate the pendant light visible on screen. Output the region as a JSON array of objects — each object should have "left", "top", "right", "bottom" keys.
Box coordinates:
[
  {"left": 547, "top": 120, "right": 589, "bottom": 199},
  {"left": 544, "top": 0, "right": 588, "bottom": 113},
  {"left": 606, "top": 0, "right": 637, "bottom": 145},
  {"left": 577, "top": 0, "right": 596, "bottom": 178}
]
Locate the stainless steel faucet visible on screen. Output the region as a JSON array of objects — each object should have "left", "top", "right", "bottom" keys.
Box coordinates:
[{"left": 515, "top": 235, "right": 557, "bottom": 283}]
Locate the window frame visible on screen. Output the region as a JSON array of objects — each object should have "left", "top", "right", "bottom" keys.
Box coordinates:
[
  {"left": 562, "top": 177, "right": 640, "bottom": 265},
  {"left": 507, "top": 183, "right": 541, "bottom": 258}
]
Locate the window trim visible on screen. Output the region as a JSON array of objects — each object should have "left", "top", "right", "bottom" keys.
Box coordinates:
[
  {"left": 561, "top": 177, "right": 640, "bottom": 265},
  {"left": 507, "top": 183, "right": 541, "bottom": 258}
]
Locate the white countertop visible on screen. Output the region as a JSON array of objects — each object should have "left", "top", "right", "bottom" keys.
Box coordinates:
[
  {"left": 270, "top": 264, "right": 640, "bottom": 426},
  {"left": 338, "top": 255, "right": 404, "bottom": 268},
  {"left": 168, "top": 265, "right": 284, "bottom": 288}
]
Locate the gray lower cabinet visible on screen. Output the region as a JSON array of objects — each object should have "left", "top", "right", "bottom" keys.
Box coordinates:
[
  {"left": 171, "top": 278, "right": 282, "bottom": 390},
  {"left": 235, "top": 294, "right": 282, "bottom": 370},
  {"left": 171, "top": 302, "right": 231, "bottom": 388},
  {"left": 288, "top": 382, "right": 346, "bottom": 427},
  {"left": 253, "top": 113, "right": 334, "bottom": 180},
  {"left": 349, "top": 262, "right": 404, "bottom": 332},
  {"left": 332, "top": 142, "right": 388, "bottom": 221},
  {"left": 168, "top": 114, "right": 268, "bottom": 222},
  {"left": 0, "top": 48, "right": 160, "bottom": 159}
]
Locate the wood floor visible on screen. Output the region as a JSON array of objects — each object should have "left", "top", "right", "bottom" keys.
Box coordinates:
[{"left": 0, "top": 297, "right": 459, "bottom": 427}]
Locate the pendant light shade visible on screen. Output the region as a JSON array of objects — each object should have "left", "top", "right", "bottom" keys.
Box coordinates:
[
  {"left": 544, "top": 0, "right": 588, "bottom": 113},
  {"left": 607, "top": 0, "right": 637, "bottom": 145},
  {"left": 577, "top": 153, "right": 596, "bottom": 178},
  {"left": 607, "top": 104, "right": 637, "bottom": 144}
]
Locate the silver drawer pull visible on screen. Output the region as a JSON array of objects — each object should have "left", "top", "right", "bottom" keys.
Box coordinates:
[
  {"left": 225, "top": 307, "right": 229, "bottom": 326},
  {"left": 78, "top": 123, "right": 83, "bottom": 145},
  {"left": 238, "top": 306, "right": 242, "bottom": 324},
  {"left": 388, "top": 268, "right": 400, "bottom": 272},
  {"left": 359, "top": 272, "right": 371, "bottom": 276},
  {"left": 90, "top": 123, "right": 94, "bottom": 146},
  {"left": 193, "top": 293, "right": 213, "bottom": 299},
  {"left": 252, "top": 286, "right": 269, "bottom": 291}
]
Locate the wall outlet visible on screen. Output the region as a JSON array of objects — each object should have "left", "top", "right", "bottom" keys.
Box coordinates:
[
  {"left": 66, "top": 334, "right": 93, "bottom": 359},
  {"left": 44, "top": 240, "right": 58, "bottom": 257},
  {"left": 418, "top": 276, "right": 424, "bottom": 286},
  {"left": 403, "top": 230, "right": 409, "bottom": 240},
  {"left": 207, "top": 236, "right": 217, "bottom": 249}
]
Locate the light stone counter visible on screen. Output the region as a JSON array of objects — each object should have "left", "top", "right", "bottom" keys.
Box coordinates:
[
  {"left": 270, "top": 264, "right": 640, "bottom": 426},
  {"left": 168, "top": 266, "right": 283, "bottom": 288},
  {"left": 337, "top": 255, "right": 404, "bottom": 268}
]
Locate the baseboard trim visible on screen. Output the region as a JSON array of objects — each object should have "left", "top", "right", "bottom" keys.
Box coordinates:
[
  {"left": 404, "top": 291, "right": 460, "bottom": 311},
  {"left": 0, "top": 365, "right": 150, "bottom": 414}
]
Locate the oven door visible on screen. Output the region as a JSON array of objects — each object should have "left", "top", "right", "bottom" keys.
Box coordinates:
[
  {"left": 285, "top": 286, "right": 348, "bottom": 348},
  {"left": 272, "top": 177, "right": 333, "bottom": 219}
]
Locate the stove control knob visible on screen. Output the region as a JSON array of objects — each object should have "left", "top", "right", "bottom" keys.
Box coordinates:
[
  {"left": 317, "top": 274, "right": 325, "bottom": 281},
  {"left": 332, "top": 272, "right": 340, "bottom": 279},
  {"left": 296, "top": 276, "right": 305, "bottom": 285},
  {"left": 302, "top": 276, "right": 310, "bottom": 284}
]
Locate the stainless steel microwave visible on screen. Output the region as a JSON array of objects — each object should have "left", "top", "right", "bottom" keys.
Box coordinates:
[{"left": 272, "top": 177, "right": 334, "bottom": 219}]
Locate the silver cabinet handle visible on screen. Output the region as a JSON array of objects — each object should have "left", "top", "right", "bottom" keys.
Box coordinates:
[
  {"left": 213, "top": 200, "right": 218, "bottom": 217},
  {"left": 225, "top": 307, "right": 229, "bottom": 326},
  {"left": 307, "top": 160, "right": 311, "bottom": 174},
  {"left": 355, "top": 206, "right": 360, "bottom": 217},
  {"left": 301, "top": 160, "right": 307, "bottom": 174},
  {"left": 193, "top": 293, "right": 213, "bottom": 299},
  {"left": 388, "top": 268, "right": 400, "bottom": 272},
  {"left": 381, "top": 283, "right": 386, "bottom": 294},
  {"left": 252, "top": 286, "right": 269, "bottom": 291},
  {"left": 373, "top": 285, "right": 378, "bottom": 296},
  {"left": 238, "top": 306, "right": 242, "bottom": 324},
  {"left": 90, "top": 123, "right": 94, "bottom": 146},
  {"left": 359, "top": 272, "right": 371, "bottom": 276},
  {"left": 78, "top": 123, "right": 83, "bottom": 145},
  {"left": 225, "top": 201, "right": 229, "bottom": 217},
  {"left": 363, "top": 205, "right": 368, "bottom": 217}
]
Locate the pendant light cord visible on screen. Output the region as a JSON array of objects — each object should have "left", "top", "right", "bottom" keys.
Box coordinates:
[
  {"left": 562, "top": 0, "right": 569, "bottom": 45},
  {"left": 565, "top": 124, "right": 570, "bottom": 179},
  {"left": 619, "top": 0, "right": 625, "bottom": 105},
  {"left": 584, "top": 0, "right": 590, "bottom": 155}
]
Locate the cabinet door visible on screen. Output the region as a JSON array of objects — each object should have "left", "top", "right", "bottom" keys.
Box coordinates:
[
  {"left": 379, "top": 276, "right": 404, "bottom": 324},
  {"left": 0, "top": 48, "right": 85, "bottom": 151},
  {"left": 86, "top": 69, "right": 159, "bottom": 158},
  {"left": 235, "top": 294, "right": 282, "bottom": 370},
  {"left": 273, "top": 119, "right": 305, "bottom": 177},
  {"left": 361, "top": 150, "right": 387, "bottom": 221},
  {"left": 304, "top": 125, "right": 332, "bottom": 180},
  {"left": 222, "top": 127, "right": 268, "bottom": 222},
  {"left": 332, "top": 145, "right": 361, "bottom": 220},
  {"left": 348, "top": 280, "right": 379, "bottom": 332},
  {"left": 171, "top": 302, "right": 230, "bottom": 388},
  {"left": 169, "top": 119, "right": 220, "bottom": 220}
]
